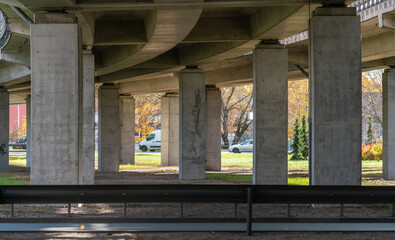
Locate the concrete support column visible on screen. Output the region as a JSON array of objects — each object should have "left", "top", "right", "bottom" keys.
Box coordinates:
[
  {"left": 120, "top": 95, "right": 135, "bottom": 165},
  {"left": 253, "top": 44, "right": 288, "bottom": 185},
  {"left": 82, "top": 54, "right": 95, "bottom": 184},
  {"left": 98, "top": 84, "right": 120, "bottom": 172},
  {"left": 31, "top": 14, "right": 82, "bottom": 184},
  {"left": 309, "top": 7, "right": 362, "bottom": 185},
  {"left": 383, "top": 68, "right": 395, "bottom": 179},
  {"left": 161, "top": 95, "right": 179, "bottom": 166},
  {"left": 0, "top": 88, "right": 9, "bottom": 172},
  {"left": 25, "top": 95, "right": 31, "bottom": 168},
  {"left": 179, "top": 68, "right": 206, "bottom": 180},
  {"left": 206, "top": 86, "right": 221, "bottom": 171}
]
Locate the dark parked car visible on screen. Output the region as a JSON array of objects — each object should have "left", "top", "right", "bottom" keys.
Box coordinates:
[{"left": 11, "top": 136, "right": 27, "bottom": 149}]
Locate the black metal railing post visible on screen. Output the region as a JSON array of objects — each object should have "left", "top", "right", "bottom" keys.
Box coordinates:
[{"left": 246, "top": 187, "right": 253, "bottom": 236}]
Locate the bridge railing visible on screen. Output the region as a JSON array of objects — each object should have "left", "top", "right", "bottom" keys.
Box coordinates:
[
  {"left": 349, "top": 0, "right": 387, "bottom": 12},
  {"left": 2, "top": 185, "right": 395, "bottom": 234}
]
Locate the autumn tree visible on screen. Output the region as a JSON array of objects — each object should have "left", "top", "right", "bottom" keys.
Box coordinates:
[
  {"left": 221, "top": 86, "right": 253, "bottom": 146},
  {"left": 366, "top": 117, "right": 373, "bottom": 143},
  {"left": 362, "top": 70, "right": 383, "bottom": 142},
  {"left": 288, "top": 79, "right": 309, "bottom": 139},
  {"left": 135, "top": 94, "right": 161, "bottom": 140}
]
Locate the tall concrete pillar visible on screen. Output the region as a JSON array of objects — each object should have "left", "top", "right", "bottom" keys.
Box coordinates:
[
  {"left": 25, "top": 95, "right": 31, "bottom": 168},
  {"left": 309, "top": 7, "right": 362, "bottom": 185},
  {"left": 30, "top": 13, "right": 82, "bottom": 185},
  {"left": 252, "top": 44, "right": 288, "bottom": 185},
  {"left": 0, "top": 88, "right": 9, "bottom": 172},
  {"left": 206, "top": 86, "right": 221, "bottom": 171},
  {"left": 161, "top": 95, "right": 179, "bottom": 166},
  {"left": 383, "top": 68, "right": 395, "bottom": 179},
  {"left": 120, "top": 95, "right": 135, "bottom": 165},
  {"left": 179, "top": 68, "right": 206, "bottom": 180},
  {"left": 98, "top": 84, "right": 120, "bottom": 172},
  {"left": 82, "top": 54, "right": 95, "bottom": 184}
]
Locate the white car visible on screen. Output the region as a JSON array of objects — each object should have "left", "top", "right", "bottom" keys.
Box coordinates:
[
  {"left": 228, "top": 139, "right": 253, "bottom": 153},
  {"left": 139, "top": 130, "right": 161, "bottom": 152}
]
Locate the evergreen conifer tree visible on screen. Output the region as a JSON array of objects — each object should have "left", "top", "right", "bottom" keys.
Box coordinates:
[
  {"left": 291, "top": 117, "right": 303, "bottom": 160},
  {"left": 301, "top": 115, "right": 309, "bottom": 159}
]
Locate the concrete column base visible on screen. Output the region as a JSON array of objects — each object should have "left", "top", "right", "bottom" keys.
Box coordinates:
[
  {"left": 120, "top": 96, "right": 135, "bottom": 165},
  {"left": 25, "top": 95, "right": 31, "bottom": 168},
  {"left": 30, "top": 17, "right": 82, "bottom": 185},
  {"left": 383, "top": 68, "right": 395, "bottom": 179},
  {"left": 253, "top": 44, "right": 288, "bottom": 185},
  {"left": 161, "top": 95, "right": 179, "bottom": 166},
  {"left": 0, "top": 88, "right": 9, "bottom": 172},
  {"left": 179, "top": 69, "right": 206, "bottom": 180},
  {"left": 309, "top": 7, "right": 362, "bottom": 185},
  {"left": 98, "top": 85, "right": 121, "bottom": 172},
  {"left": 206, "top": 87, "right": 221, "bottom": 171},
  {"left": 81, "top": 54, "right": 95, "bottom": 184}
]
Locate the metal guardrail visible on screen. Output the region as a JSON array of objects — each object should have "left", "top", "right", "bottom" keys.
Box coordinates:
[{"left": 2, "top": 185, "right": 395, "bottom": 233}]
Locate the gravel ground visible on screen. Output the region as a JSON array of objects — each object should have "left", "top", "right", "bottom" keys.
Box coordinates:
[{"left": 0, "top": 231, "right": 394, "bottom": 240}]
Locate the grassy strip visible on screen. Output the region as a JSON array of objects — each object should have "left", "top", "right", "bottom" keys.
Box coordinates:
[
  {"left": 9, "top": 149, "right": 26, "bottom": 152},
  {"left": 7, "top": 153, "right": 385, "bottom": 186},
  {"left": 205, "top": 173, "right": 310, "bottom": 185},
  {"left": 9, "top": 157, "right": 26, "bottom": 167},
  {"left": 0, "top": 175, "right": 29, "bottom": 185}
]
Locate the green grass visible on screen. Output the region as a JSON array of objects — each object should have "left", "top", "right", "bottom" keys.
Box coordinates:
[
  {"left": 206, "top": 173, "right": 310, "bottom": 185},
  {"left": 0, "top": 175, "right": 29, "bottom": 185},
  {"left": 5, "top": 152, "right": 386, "bottom": 186},
  {"left": 288, "top": 176, "right": 309, "bottom": 186},
  {"left": 134, "top": 154, "right": 161, "bottom": 166},
  {"left": 9, "top": 157, "right": 26, "bottom": 167},
  {"left": 222, "top": 153, "right": 253, "bottom": 168},
  {"left": 9, "top": 149, "right": 26, "bottom": 152},
  {"left": 206, "top": 173, "right": 252, "bottom": 183}
]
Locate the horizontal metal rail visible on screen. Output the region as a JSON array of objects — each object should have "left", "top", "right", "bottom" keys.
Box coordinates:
[
  {"left": 2, "top": 185, "right": 395, "bottom": 204},
  {"left": 2, "top": 185, "right": 395, "bottom": 233}
]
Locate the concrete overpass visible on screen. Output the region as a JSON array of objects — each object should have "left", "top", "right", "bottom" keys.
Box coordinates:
[{"left": 0, "top": 0, "right": 394, "bottom": 185}]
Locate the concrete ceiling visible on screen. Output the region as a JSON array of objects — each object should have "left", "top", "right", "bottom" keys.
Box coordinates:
[{"left": 0, "top": 0, "right": 393, "bottom": 103}]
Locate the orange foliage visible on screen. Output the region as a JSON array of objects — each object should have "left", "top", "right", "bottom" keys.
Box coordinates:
[
  {"left": 288, "top": 79, "right": 309, "bottom": 138},
  {"left": 135, "top": 95, "right": 161, "bottom": 141}
]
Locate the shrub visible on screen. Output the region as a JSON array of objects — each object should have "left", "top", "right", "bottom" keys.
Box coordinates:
[{"left": 362, "top": 140, "right": 382, "bottom": 160}]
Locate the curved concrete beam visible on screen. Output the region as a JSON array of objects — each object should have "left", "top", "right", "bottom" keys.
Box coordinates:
[
  {"left": 95, "top": 4, "right": 203, "bottom": 76},
  {"left": 0, "top": 61, "right": 30, "bottom": 85},
  {"left": 250, "top": 5, "right": 308, "bottom": 40},
  {"left": 74, "top": 11, "right": 95, "bottom": 49}
]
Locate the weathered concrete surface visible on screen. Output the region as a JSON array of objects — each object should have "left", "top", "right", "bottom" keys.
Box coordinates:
[
  {"left": 253, "top": 45, "right": 288, "bottom": 185},
  {"left": 30, "top": 21, "right": 81, "bottom": 185},
  {"left": 161, "top": 95, "right": 179, "bottom": 166},
  {"left": 120, "top": 96, "right": 135, "bottom": 165},
  {"left": 98, "top": 85, "right": 120, "bottom": 172},
  {"left": 206, "top": 87, "right": 221, "bottom": 171},
  {"left": 179, "top": 69, "right": 206, "bottom": 180},
  {"left": 309, "top": 7, "right": 362, "bottom": 186},
  {"left": 82, "top": 54, "right": 95, "bottom": 184},
  {"left": 383, "top": 68, "right": 395, "bottom": 179},
  {"left": 25, "top": 95, "right": 31, "bottom": 168},
  {"left": 0, "top": 88, "right": 9, "bottom": 172}
]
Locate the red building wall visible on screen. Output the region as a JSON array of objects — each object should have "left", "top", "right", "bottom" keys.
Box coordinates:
[{"left": 9, "top": 104, "right": 26, "bottom": 140}]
